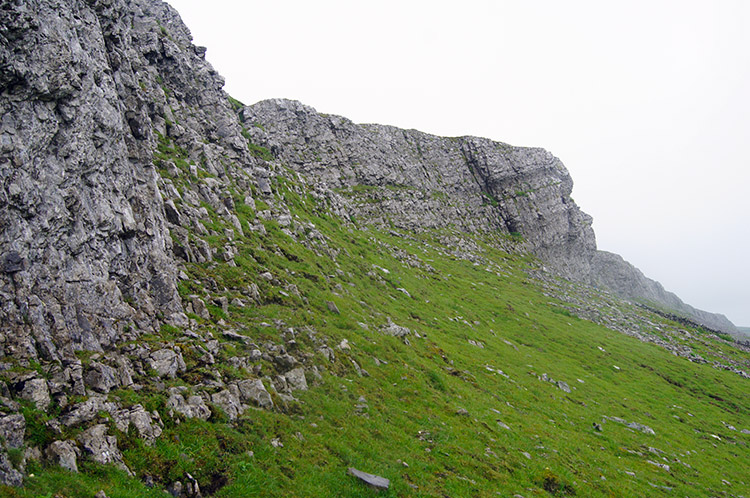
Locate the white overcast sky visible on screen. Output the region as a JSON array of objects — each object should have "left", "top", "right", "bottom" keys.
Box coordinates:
[{"left": 167, "top": 0, "right": 750, "bottom": 326}]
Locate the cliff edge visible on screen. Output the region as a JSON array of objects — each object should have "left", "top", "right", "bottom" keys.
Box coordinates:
[{"left": 242, "top": 99, "right": 738, "bottom": 336}]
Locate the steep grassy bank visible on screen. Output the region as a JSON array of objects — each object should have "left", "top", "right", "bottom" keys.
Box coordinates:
[{"left": 4, "top": 172, "right": 748, "bottom": 498}]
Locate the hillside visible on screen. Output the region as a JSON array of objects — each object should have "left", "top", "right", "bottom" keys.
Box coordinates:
[{"left": 0, "top": 1, "right": 748, "bottom": 497}]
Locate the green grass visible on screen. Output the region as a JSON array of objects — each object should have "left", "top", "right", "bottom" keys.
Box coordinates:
[{"left": 4, "top": 170, "right": 748, "bottom": 498}]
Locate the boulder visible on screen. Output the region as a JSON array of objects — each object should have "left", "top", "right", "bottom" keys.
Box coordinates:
[
  {"left": 284, "top": 368, "right": 308, "bottom": 392},
  {"left": 0, "top": 414, "right": 25, "bottom": 449},
  {"left": 236, "top": 379, "right": 273, "bottom": 410},
  {"left": 148, "top": 349, "right": 186, "bottom": 378},
  {"left": 273, "top": 353, "right": 298, "bottom": 372},
  {"left": 211, "top": 387, "right": 243, "bottom": 421},
  {"left": 166, "top": 389, "right": 211, "bottom": 420},
  {"left": 113, "top": 404, "right": 162, "bottom": 442},
  {"left": 0, "top": 451, "right": 23, "bottom": 486},
  {"left": 61, "top": 395, "right": 119, "bottom": 427},
  {"left": 382, "top": 318, "right": 410, "bottom": 338},
  {"left": 18, "top": 378, "right": 50, "bottom": 411},
  {"left": 84, "top": 361, "right": 121, "bottom": 394},
  {"left": 45, "top": 440, "right": 79, "bottom": 473},
  {"left": 77, "top": 424, "right": 130, "bottom": 474}
]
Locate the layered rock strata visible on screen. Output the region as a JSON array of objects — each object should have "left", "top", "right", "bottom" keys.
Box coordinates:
[{"left": 243, "top": 99, "right": 737, "bottom": 335}]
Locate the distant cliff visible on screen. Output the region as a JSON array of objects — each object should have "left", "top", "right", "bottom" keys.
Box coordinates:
[{"left": 242, "top": 99, "right": 738, "bottom": 336}]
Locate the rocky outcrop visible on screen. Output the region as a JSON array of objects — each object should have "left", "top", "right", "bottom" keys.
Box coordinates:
[
  {"left": 0, "top": 0, "right": 263, "bottom": 363},
  {"left": 591, "top": 252, "right": 738, "bottom": 336},
  {"left": 242, "top": 99, "right": 597, "bottom": 276},
  {"left": 0, "top": 0, "right": 743, "bottom": 493},
  {"left": 242, "top": 99, "right": 736, "bottom": 335}
]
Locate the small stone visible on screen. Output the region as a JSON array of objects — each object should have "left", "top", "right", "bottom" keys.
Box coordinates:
[
  {"left": 347, "top": 467, "right": 390, "bottom": 490},
  {"left": 647, "top": 460, "right": 670, "bottom": 471},
  {"left": 167, "top": 481, "right": 183, "bottom": 497},
  {"left": 395, "top": 287, "right": 411, "bottom": 298},
  {"left": 327, "top": 301, "right": 340, "bottom": 314}
]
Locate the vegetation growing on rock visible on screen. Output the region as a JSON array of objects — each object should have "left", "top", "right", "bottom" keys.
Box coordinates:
[{"left": 0, "top": 1, "right": 747, "bottom": 497}]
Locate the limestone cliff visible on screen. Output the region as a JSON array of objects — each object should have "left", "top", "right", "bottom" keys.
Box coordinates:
[
  {"left": 0, "top": 0, "right": 745, "bottom": 491},
  {"left": 242, "top": 99, "right": 597, "bottom": 276},
  {"left": 0, "top": 0, "right": 260, "bottom": 361},
  {"left": 0, "top": 0, "right": 736, "bottom": 365},
  {"left": 242, "top": 99, "right": 738, "bottom": 336}
]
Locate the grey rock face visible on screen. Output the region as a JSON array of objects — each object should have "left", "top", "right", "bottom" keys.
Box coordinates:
[
  {"left": 243, "top": 99, "right": 596, "bottom": 274},
  {"left": 0, "top": 0, "right": 265, "bottom": 364},
  {"left": 243, "top": 99, "right": 736, "bottom": 334},
  {"left": 591, "top": 252, "right": 738, "bottom": 335},
  {"left": 0, "top": 0, "right": 188, "bottom": 361}
]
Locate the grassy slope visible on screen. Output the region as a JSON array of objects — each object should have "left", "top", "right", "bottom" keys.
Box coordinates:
[{"left": 4, "top": 170, "right": 749, "bottom": 498}]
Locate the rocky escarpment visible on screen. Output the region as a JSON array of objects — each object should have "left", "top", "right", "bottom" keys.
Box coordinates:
[
  {"left": 243, "top": 99, "right": 597, "bottom": 277},
  {"left": 0, "top": 0, "right": 261, "bottom": 360},
  {"left": 0, "top": 0, "right": 746, "bottom": 494},
  {"left": 242, "top": 99, "right": 738, "bottom": 336},
  {"left": 590, "top": 251, "right": 738, "bottom": 335},
  {"left": 0, "top": 0, "right": 336, "bottom": 489}
]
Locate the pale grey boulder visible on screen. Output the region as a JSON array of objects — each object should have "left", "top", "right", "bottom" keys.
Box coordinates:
[
  {"left": 77, "top": 424, "right": 130, "bottom": 474},
  {"left": 284, "top": 367, "right": 308, "bottom": 392},
  {"left": 236, "top": 379, "right": 274, "bottom": 410},
  {"left": 148, "top": 349, "right": 186, "bottom": 378},
  {"left": 45, "top": 440, "right": 80, "bottom": 473},
  {"left": 166, "top": 388, "right": 211, "bottom": 420},
  {"left": 0, "top": 414, "right": 25, "bottom": 449}
]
